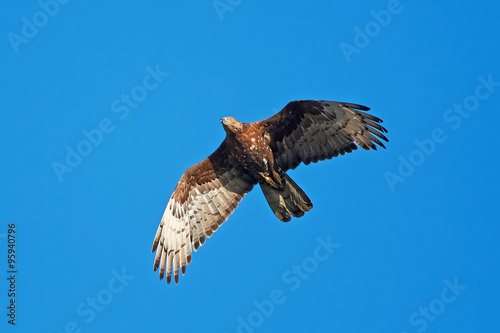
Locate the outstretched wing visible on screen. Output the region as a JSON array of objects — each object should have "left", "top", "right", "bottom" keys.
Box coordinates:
[
  {"left": 152, "top": 142, "right": 256, "bottom": 284},
  {"left": 257, "top": 100, "right": 388, "bottom": 171}
]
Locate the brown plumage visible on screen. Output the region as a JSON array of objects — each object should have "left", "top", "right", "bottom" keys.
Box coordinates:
[{"left": 152, "top": 100, "right": 388, "bottom": 284}]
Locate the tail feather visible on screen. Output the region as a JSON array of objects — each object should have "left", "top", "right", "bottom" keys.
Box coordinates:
[{"left": 260, "top": 173, "right": 313, "bottom": 222}]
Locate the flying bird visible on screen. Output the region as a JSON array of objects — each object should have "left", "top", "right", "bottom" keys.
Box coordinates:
[{"left": 152, "top": 100, "right": 388, "bottom": 284}]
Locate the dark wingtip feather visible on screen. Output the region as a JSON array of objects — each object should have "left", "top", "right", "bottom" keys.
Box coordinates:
[
  {"left": 166, "top": 274, "right": 171, "bottom": 285},
  {"left": 377, "top": 132, "right": 389, "bottom": 142},
  {"left": 342, "top": 102, "right": 370, "bottom": 111}
]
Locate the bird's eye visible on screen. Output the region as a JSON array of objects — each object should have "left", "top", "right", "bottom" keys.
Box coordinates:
[{"left": 229, "top": 118, "right": 234, "bottom": 122}]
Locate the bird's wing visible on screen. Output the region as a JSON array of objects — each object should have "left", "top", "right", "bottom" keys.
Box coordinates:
[
  {"left": 152, "top": 142, "right": 256, "bottom": 284},
  {"left": 256, "top": 100, "right": 388, "bottom": 171}
]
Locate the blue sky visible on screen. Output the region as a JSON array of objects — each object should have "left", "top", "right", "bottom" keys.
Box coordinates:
[{"left": 1, "top": 1, "right": 499, "bottom": 332}]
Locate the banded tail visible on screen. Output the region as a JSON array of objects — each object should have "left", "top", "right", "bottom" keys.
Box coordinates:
[{"left": 259, "top": 173, "right": 313, "bottom": 222}]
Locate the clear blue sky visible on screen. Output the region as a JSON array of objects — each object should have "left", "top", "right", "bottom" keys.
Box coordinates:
[{"left": 1, "top": 1, "right": 499, "bottom": 332}]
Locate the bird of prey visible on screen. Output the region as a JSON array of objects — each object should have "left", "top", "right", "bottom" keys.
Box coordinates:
[{"left": 152, "top": 100, "right": 388, "bottom": 284}]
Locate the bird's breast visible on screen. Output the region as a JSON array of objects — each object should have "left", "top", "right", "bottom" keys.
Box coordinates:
[{"left": 233, "top": 133, "right": 274, "bottom": 174}]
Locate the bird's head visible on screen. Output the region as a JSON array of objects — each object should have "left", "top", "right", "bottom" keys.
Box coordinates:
[{"left": 220, "top": 117, "right": 243, "bottom": 134}]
